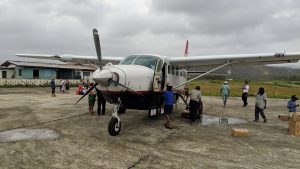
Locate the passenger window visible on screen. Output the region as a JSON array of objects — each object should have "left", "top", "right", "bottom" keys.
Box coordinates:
[{"left": 172, "top": 66, "right": 175, "bottom": 75}]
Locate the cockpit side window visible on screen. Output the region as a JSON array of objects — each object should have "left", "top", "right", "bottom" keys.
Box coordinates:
[
  {"left": 120, "top": 55, "right": 160, "bottom": 70},
  {"left": 133, "top": 56, "right": 159, "bottom": 70},
  {"left": 119, "top": 55, "right": 137, "bottom": 65}
]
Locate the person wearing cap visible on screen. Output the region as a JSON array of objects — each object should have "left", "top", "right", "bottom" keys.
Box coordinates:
[
  {"left": 220, "top": 81, "right": 230, "bottom": 107},
  {"left": 287, "top": 95, "right": 299, "bottom": 113}
]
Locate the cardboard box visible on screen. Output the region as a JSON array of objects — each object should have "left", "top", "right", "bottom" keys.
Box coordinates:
[
  {"left": 278, "top": 114, "right": 290, "bottom": 121},
  {"left": 291, "top": 113, "right": 300, "bottom": 122},
  {"left": 231, "top": 128, "right": 249, "bottom": 137},
  {"left": 289, "top": 120, "right": 300, "bottom": 136}
]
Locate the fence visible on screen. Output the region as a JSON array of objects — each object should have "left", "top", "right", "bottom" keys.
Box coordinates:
[{"left": 0, "top": 79, "right": 81, "bottom": 87}]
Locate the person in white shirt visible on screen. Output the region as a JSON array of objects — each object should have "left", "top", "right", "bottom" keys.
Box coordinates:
[
  {"left": 242, "top": 80, "right": 250, "bottom": 107},
  {"left": 189, "top": 86, "right": 201, "bottom": 122}
]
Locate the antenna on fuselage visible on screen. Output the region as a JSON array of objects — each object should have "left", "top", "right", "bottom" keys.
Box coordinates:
[{"left": 93, "top": 28, "right": 102, "bottom": 68}]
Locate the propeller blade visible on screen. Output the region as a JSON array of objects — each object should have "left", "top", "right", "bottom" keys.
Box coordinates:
[
  {"left": 74, "top": 83, "right": 98, "bottom": 104},
  {"left": 108, "top": 79, "right": 145, "bottom": 97},
  {"left": 93, "top": 28, "right": 102, "bottom": 68}
]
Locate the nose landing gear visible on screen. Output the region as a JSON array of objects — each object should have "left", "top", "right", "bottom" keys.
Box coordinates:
[
  {"left": 108, "top": 99, "right": 122, "bottom": 136},
  {"left": 108, "top": 116, "right": 121, "bottom": 136}
]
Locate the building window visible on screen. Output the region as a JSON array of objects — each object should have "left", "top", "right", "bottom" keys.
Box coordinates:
[
  {"left": 83, "top": 71, "right": 90, "bottom": 76},
  {"left": 2, "top": 71, "right": 7, "bottom": 78},
  {"left": 74, "top": 71, "right": 81, "bottom": 79},
  {"left": 33, "top": 69, "right": 39, "bottom": 79},
  {"left": 168, "top": 65, "right": 171, "bottom": 74},
  {"left": 75, "top": 72, "right": 81, "bottom": 76},
  {"left": 18, "top": 69, "right": 22, "bottom": 76}
]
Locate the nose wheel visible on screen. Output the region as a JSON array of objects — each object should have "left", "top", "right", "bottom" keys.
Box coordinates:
[
  {"left": 108, "top": 100, "right": 122, "bottom": 136},
  {"left": 108, "top": 116, "right": 121, "bottom": 136}
]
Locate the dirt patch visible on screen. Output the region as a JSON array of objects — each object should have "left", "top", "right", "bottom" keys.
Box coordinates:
[{"left": 0, "top": 128, "right": 60, "bottom": 142}]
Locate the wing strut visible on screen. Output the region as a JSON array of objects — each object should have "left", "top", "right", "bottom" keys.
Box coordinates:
[{"left": 173, "top": 61, "right": 232, "bottom": 89}]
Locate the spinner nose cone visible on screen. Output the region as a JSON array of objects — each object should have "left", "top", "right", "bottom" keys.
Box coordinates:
[{"left": 93, "top": 69, "right": 112, "bottom": 86}]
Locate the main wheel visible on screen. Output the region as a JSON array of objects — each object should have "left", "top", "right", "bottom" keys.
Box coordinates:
[{"left": 108, "top": 117, "right": 121, "bottom": 136}]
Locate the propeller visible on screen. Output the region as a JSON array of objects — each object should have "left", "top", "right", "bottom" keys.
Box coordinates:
[
  {"left": 93, "top": 28, "right": 102, "bottom": 68},
  {"left": 74, "top": 28, "right": 145, "bottom": 104},
  {"left": 92, "top": 28, "right": 145, "bottom": 97},
  {"left": 74, "top": 28, "right": 102, "bottom": 104}
]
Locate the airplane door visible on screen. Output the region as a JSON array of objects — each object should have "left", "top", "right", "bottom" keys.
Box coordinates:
[{"left": 153, "top": 59, "right": 163, "bottom": 91}]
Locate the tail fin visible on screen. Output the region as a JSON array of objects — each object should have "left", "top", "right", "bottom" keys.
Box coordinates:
[{"left": 184, "top": 40, "right": 189, "bottom": 57}]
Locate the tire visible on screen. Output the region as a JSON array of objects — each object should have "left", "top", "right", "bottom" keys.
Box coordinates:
[
  {"left": 118, "top": 106, "right": 126, "bottom": 114},
  {"left": 108, "top": 117, "right": 121, "bottom": 136}
]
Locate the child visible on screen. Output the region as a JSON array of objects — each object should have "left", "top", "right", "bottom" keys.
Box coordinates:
[
  {"left": 88, "top": 83, "right": 96, "bottom": 115},
  {"left": 287, "top": 95, "right": 299, "bottom": 113},
  {"left": 164, "top": 85, "right": 174, "bottom": 129},
  {"left": 183, "top": 86, "right": 189, "bottom": 102}
]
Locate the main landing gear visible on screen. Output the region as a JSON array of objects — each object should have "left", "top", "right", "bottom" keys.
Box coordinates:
[{"left": 108, "top": 99, "right": 122, "bottom": 136}]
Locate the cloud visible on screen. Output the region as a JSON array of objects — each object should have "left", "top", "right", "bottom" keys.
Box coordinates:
[{"left": 0, "top": 0, "right": 299, "bottom": 68}]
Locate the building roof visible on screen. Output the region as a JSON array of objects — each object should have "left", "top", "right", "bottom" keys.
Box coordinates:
[
  {"left": 1, "top": 60, "right": 98, "bottom": 71},
  {"left": 0, "top": 66, "right": 14, "bottom": 69}
]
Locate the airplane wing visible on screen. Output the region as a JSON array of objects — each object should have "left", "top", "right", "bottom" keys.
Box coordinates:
[
  {"left": 169, "top": 52, "right": 300, "bottom": 67},
  {"left": 16, "top": 54, "right": 123, "bottom": 65}
]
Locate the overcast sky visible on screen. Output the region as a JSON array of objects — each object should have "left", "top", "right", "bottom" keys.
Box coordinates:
[{"left": 0, "top": 0, "right": 300, "bottom": 67}]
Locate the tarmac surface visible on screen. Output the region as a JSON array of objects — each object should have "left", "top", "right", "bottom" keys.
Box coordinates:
[{"left": 0, "top": 87, "right": 300, "bottom": 169}]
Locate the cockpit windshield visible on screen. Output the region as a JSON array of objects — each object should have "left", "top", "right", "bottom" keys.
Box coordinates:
[{"left": 119, "top": 55, "right": 161, "bottom": 70}]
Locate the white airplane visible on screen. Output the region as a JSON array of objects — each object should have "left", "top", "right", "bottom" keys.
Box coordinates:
[{"left": 16, "top": 28, "right": 300, "bottom": 136}]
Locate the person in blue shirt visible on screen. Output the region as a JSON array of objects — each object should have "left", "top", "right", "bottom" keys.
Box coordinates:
[
  {"left": 287, "top": 95, "right": 299, "bottom": 113},
  {"left": 164, "top": 85, "right": 174, "bottom": 129}
]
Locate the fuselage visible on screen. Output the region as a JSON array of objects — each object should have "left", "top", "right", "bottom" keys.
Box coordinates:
[{"left": 93, "top": 54, "right": 187, "bottom": 110}]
